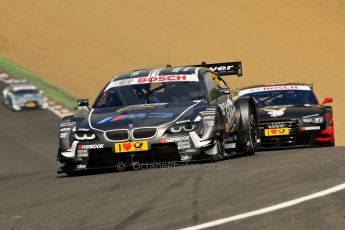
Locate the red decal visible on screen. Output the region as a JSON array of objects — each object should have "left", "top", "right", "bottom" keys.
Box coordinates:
[
  {"left": 160, "top": 139, "right": 167, "bottom": 143},
  {"left": 123, "top": 143, "right": 132, "bottom": 150},
  {"left": 138, "top": 78, "right": 147, "bottom": 83},
  {"left": 271, "top": 129, "right": 277, "bottom": 134},
  {"left": 264, "top": 86, "right": 298, "bottom": 91},
  {"left": 176, "top": 75, "right": 187, "bottom": 81},
  {"left": 112, "top": 115, "right": 127, "bottom": 121}
]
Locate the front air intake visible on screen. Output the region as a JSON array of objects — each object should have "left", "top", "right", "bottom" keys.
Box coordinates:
[
  {"left": 132, "top": 128, "right": 157, "bottom": 140},
  {"left": 105, "top": 130, "right": 129, "bottom": 141}
]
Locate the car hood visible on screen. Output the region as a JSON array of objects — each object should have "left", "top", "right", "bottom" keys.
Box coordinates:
[
  {"left": 258, "top": 105, "right": 324, "bottom": 121},
  {"left": 88, "top": 101, "right": 205, "bottom": 131}
]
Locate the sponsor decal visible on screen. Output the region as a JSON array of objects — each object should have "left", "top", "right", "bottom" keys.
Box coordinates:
[
  {"left": 59, "top": 132, "right": 68, "bottom": 139},
  {"left": 59, "top": 127, "right": 71, "bottom": 132},
  {"left": 76, "top": 164, "right": 86, "bottom": 169},
  {"left": 203, "top": 116, "right": 215, "bottom": 120},
  {"left": 78, "top": 128, "right": 90, "bottom": 131},
  {"left": 264, "top": 128, "right": 290, "bottom": 136},
  {"left": 176, "top": 120, "right": 191, "bottom": 124},
  {"left": 200, "top": 113, "right": 215, "bottom": 126},
  {"left": 267, "top": 122, "right": 286, "bottom": 129},
  {"left": 78, "top": 144, "right": 104, "bottom": 150},
  {"left": 60, "top": 122, "right": 76, "bottom": 127},
  {"left": 209, "top": 65, "right": 236, "bottom": 72},
  {"left": 104, "top": 74, "right": 199, "bottom": 91},
  {"left": 77, "top": 150, "right": 89, "bottom": 157},
  {"left": 301, "top": 126, "right": 321, "bottom": 131},
  {"left": 161, "top": 136, "right": 190, "bottom": 143},
  {"left": 177, "top": 142, "right": 191, "bottom": 150},
  {"left": 97, "top": 112, "right": 174, "bottom": 124},
  {"left": 184, "top": 149, "right": 198, "bottom": 153},
  {"left": 200, "top": 110, "right": 216, "bottom": 115},
  {"left": 115, "top": 141, "right": 148, "bottom": 153},
  {"left": 138, "top": 75, "right": 188, "bottom": 83},
  {"left": 264, "top": 108, "right": 286, "bottom": 117},
  {"left": 161, "top": 136, "right": 191, "bottom": 149}
]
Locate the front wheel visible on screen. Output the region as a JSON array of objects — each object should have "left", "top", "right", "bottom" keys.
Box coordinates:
[
  {"left": 245, "top": 105, "right": 258, "bottom": 155},
  {"left": 213, "top": 136, "right": 225, "bottom": 161}
]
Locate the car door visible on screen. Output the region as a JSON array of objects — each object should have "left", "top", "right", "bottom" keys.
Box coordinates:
[{"left": 203, "top": 72, "right": 236, "bottom": 130}]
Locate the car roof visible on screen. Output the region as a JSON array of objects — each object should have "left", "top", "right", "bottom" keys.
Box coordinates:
[{"left": 111, "top": 67, "right": 207, "bottom": 81}]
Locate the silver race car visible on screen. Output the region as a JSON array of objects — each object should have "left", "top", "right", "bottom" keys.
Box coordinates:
[{"left": 2, "top": 81, "right": 48, "bottom": 110}]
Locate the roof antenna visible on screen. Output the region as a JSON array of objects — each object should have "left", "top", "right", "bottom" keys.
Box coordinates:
[{"left": 167, "top": 51, "right": 171, "bottom": 67}]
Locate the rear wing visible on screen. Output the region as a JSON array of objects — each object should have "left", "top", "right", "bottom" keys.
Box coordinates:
[{"left": 191, "top": 61, "right": 242, "bottom": 77}]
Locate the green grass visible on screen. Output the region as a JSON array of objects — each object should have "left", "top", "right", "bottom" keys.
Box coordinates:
[{"left": 0, "top": 56, "right": 76, "bottom": 111}]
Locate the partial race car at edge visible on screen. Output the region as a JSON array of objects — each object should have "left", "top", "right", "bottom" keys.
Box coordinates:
[
  {"left": 238, "top": 83, "right": 335, "bottom": 149},
  {"left": 57, "top": 61, "right": 259, "bottom": 175}
]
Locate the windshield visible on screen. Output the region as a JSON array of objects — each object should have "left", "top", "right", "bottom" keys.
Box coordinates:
[
  {"left": 243, "top": 90, "right": 318, "bottom": 108},
  {"left": 94, "top": 81, "right": 205, "bottom": 108},
  {"left": 14, "top": 89, "right": 39, "bottom": 95}
]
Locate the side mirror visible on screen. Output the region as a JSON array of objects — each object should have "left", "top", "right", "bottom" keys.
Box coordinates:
[
  {"left": 321, "top": 97, "right": 333, "bottom": 106},
  {"left": 77, "top": 99, "right": 89, "bottom": 107}
]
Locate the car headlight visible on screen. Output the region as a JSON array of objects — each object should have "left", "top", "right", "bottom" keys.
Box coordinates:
[
  {"left": 303, "top": 116, "right": 323, "bottom": 124},
  {"left": 74, "top": 132, "right": 96, "bottom": 140},
  {"left": 168, "top": 122, "right": 199, "bottom": 133}
]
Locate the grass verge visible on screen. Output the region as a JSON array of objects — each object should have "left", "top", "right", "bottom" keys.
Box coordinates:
[{"left": 0, "top": 56, "right": 76, "bottom": 111}]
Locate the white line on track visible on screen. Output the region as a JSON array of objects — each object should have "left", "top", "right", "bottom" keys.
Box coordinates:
[{"left": 179, "top": 182, "right": 345, "bottom": 230}]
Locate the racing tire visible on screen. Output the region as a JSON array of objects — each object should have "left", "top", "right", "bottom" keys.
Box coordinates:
[
  {"left": 236, "top": 99, "right": 259, "bottom": 155},
  {"left": 213, "top": 136, "right": 225, "bottom": 161},
  {"left": 245, "top": 105, "right": 259, "bottom": 155}
]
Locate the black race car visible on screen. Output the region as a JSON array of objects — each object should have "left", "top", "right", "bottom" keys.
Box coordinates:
[
  {"left": 57, "top": 62, "right": 259, "bottom": 175},
  {"left": 238, "top": 83, "right": 335, "bottom": 149}
]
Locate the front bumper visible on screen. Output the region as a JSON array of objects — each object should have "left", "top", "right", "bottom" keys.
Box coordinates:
[
  {"left": 258, "top": 120, "right": 335, "bottom": 150},
  {"left": 57, "top": 131, "right": 217, "bottom": 173},
  {"left": 13, "top": 101, "right": 47, "bottom": 110}
]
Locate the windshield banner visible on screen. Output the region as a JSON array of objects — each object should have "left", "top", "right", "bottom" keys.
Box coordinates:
[
  {"left": 238, "top": 85, "right": 312, "bottom": 96},
  {"left": 105, "top": 74, "right": 199, "bottom": 91}
]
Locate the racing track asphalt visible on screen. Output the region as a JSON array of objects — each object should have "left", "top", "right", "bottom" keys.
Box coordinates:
[
  {"left": 0, "top": 146, "right": 344, "bottom": 230},
  {"left": 0, "top": 82, "right": 60, "bottom": 178},
  {"left": 1, "top": 82, "right": 345, "bottom": 230}
]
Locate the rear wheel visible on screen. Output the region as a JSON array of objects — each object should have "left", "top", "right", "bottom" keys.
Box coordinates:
[{"left": 236, "top": 102, "right": 258, "bottom": 155}]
